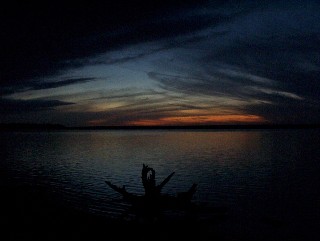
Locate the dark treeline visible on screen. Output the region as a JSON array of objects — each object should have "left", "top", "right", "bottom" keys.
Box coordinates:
[
  {"left": 1, "top": 123, "right": 320, "bottom": 131},
  {"left": 72, "top": 124, "right": 320, "bottom": 130}
]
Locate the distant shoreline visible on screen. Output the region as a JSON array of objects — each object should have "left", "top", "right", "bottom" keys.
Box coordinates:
[{"left": 1, "top": 123, "right": 320, "bottom": 131}]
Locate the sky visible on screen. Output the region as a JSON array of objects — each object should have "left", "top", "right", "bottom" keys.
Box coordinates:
[{"left": 1, "top": 0, "right": 320, "bottom": 126}]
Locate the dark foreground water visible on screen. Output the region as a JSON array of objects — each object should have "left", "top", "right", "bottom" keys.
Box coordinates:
[{"left": 1, "top": 129, "right": 320, "bottom": 240}]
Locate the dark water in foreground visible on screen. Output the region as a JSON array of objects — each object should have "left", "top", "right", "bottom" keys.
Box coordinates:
[{"left": 1, "top": 129, "right": 320, "bottom": 240}]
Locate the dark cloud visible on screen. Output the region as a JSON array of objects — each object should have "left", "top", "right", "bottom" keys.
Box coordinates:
[
  {"left": 1, "top": 0, "right": 232, "bottom": 85},
  {"left": 244, "top": 100, "right": 320, "bottom": 124},
  {"left": 144, "top": 0, "right": 320, "bottom": 124},
  {"left": 31, "top": 77, "right": 96, "bottom": 90},
  {"left": 0, "top": 77, "right": 97, "bottom": 96},
  {"left": 210, "top": 33, "right": 320, "bottom": 97},
  {"left": 0, "top": 98, "right": 74, "bottom": 114}
]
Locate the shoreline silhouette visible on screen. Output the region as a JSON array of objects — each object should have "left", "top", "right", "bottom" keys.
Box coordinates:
[
  {"left": 1, "top": 182, "right": 228, "bottom": 241},
  {"left": 1, "top": 122, "right": 320, "bottom": 132}
]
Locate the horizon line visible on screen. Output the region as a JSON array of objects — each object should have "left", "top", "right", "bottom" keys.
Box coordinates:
[{"left": 1, "top": 123, "right": 320, "bottom": 130}]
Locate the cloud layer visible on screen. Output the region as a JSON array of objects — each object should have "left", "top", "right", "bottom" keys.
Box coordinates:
[{"left": 1, "top": 1, "right": 320, "bottom": 125}]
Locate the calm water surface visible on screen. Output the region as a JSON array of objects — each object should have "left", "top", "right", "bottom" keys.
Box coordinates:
[{"left": 1, "top": 129, "right": 320, "bottom": 240}]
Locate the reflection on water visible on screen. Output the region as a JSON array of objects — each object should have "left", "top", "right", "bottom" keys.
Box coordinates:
[{"left": 1, "top": 129, "right": 320, "bottom": 240}]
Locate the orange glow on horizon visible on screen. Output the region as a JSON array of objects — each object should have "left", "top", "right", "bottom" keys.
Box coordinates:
[
  {"left": 127, "top": 115, "right": 266, "bottom": 126},
  {"left": 86, "top": 114, "right": 266, "bottom": 126}
]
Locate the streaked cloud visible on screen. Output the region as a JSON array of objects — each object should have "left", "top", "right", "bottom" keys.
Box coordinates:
[
  {"left": 1, "top": 1, "right": 320, "bottom": 125},
  {"left": 0, "top": 98, "right": 73, "bottom": 114}
]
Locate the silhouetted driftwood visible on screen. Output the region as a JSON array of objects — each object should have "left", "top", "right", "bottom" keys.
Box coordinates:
[
  {"left": 141, "top": 164, "right": 176, "bottom": 198},
  {"left": 105, "top": 164, "right": 197, "bottom": 211},
  {"left": 105, "top": 181, "right": 138, "bottom": 203},
  {"left": 105, "top": 164, "right": 229, "bottom": 223}
]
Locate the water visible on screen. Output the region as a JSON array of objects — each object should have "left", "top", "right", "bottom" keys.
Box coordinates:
[{"left": 1, "top": 129, "right": 320, "bottom": 240}]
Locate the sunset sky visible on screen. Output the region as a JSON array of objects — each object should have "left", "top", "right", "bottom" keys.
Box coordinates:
[{"left": 1, "top": 1, "right": 320, "bottom": 126}]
